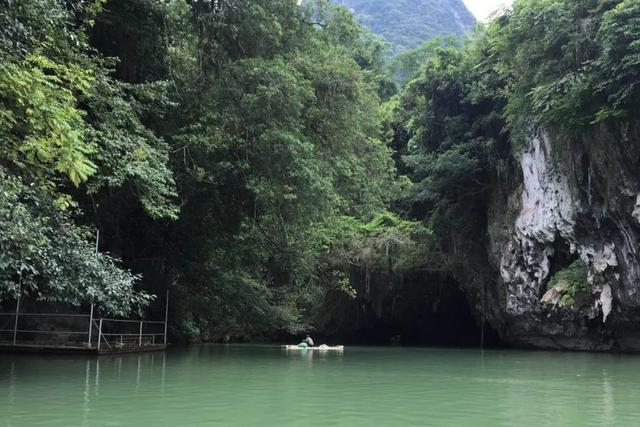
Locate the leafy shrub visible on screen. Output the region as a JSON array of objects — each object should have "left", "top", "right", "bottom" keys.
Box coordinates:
[{"left": 547, "top": 260, "right": 590, "bottom": 308}]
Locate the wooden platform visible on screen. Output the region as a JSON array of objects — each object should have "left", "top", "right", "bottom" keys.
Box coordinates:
[{"left": 0, "top": 291, "right": 170, "bottom": 357}]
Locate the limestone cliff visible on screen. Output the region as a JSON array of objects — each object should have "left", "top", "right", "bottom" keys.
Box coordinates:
[{"left": 487, "top": 126, "right": 640, "bottom": 351}]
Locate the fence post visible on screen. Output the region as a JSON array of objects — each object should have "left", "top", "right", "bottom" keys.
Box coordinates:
[
  {"left": 163, "top": 290, "right": 169, "bottom": 346},
  {"left": 12, "top": 292, "right": 21, "bottom": 346},
  {"left": 88, "top": 304, "right": 94, "bottom": 347},
  {"left": 139, "top": 321, "right": 143, "bottom": 347},
  {"left": 97, "top": 318, "right": 103, "bottom": 351}
]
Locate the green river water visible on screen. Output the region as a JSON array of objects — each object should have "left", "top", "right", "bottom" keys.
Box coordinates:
[{"left": 1, "top": 345, "right": 639, "bottom": 426}]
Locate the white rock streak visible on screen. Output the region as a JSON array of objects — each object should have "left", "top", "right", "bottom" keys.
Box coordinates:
[
  {"left": 500, "top": 129, "right": 617, "bottom": 322},
  {"left": 516, "top": 131, "right": 576, "bottom": 243}
]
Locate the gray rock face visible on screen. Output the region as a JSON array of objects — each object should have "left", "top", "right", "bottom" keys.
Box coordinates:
[
  {"left": 500, "top": 131, "right": 578, "bottom": 313},
  {"left": 487, "top": 127, "right": 640, "bottom": 351}
]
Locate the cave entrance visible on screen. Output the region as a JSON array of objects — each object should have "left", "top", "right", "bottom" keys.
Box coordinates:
[
  {"left": 548, "top": 235, "right": 575, "bottom": 278},
  {"left": 543, "top": 234, "right": 581, "bottom": 294},
  {"left": 389, "top": 274, "right": 498, "bottom": 347},
  {"left": 333, "top": 273, "right": 499, "bottom": 347}
]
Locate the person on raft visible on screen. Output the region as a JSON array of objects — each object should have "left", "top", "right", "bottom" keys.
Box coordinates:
[{"left": 299, "top": 335, "right": 315, "bottom": 347}]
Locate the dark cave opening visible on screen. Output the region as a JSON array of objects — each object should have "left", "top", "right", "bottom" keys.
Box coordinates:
[
  {"left": 322, "top": 273, "right": 500, "bottom": 347},
  {"left": 548, "top": 235, "right": 576, "bottom": 279},
  {"left": 542, "top": 235, "right": 582, "bottom": 298}
]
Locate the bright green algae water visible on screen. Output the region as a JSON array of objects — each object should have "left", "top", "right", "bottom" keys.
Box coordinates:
[{"left": 1, "top": 345, "right": 639, "bottom": 426}]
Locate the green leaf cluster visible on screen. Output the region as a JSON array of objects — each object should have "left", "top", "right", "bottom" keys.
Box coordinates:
[
  {"left": 0, "top": 169, "right": 151, "bottom": 315},
  {"left": 485, "top": 0, "right": 640, "bottom": 145},
  {"left": 547, "top": 260, "right": 590, "bottom": 308},
  {"left": 0, "top": 0, "right": 176, "bottom": 314}
]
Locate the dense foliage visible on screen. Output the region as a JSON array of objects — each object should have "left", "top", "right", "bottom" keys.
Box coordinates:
[
  {"left": 491, "top": 0, "right": 640, "bottom": 144},
  {"left": 0, "top": 0, "right": 418, "bottom": 339},
  {"left": 1, "top": 0, "right": 639, "bottom": 342},
  {"left": 0, "top": 0, "right": 172, "bottom": 314},
  {"left": 546, "top": 260, "right": 590, "bottom": 308}
]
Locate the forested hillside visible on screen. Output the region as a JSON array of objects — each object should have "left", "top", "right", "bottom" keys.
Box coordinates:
[
  {"left": 1, "top": 0, "right": 640, "bottom": 350},
  {"left": 0, "top": 0, "right": 419, "bottom": 341},
  {"left": 335, "top": 0, "right": 476, "bottom": 54}
]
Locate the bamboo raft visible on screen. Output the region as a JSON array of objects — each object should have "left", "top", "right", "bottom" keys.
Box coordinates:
[{"left": 283, "top": 345, "right": 344, "bottom": 351}]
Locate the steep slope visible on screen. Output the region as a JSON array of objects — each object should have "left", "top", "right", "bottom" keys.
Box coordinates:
[
  {"left": 335, "top": 0, "right": 476, "bottom": 54},
  {"left": 396, "top": 0, "right": 640, "bottom": 351}
]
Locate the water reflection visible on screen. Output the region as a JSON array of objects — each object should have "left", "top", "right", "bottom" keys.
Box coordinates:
[
  {"left": 82, "top": 360, "right": 90, "bottom": 427},
  {"left": 8, "top": 360, "right": 14, "bottom": 411},
  {"left": 283, "top": 348, "right": 345, "bottom": 370},
  {"left": 602, "top": 369, "right": 614, "bottom": 426},
  {"left": 1, "top": 352, "right": 170, "bottom": 426},
  {"left": 161, "top": 352, "right": 166, "bottom": 394},
  {"left": 94, "top": 357, "right": 100, "bottom": 392},
  {"left": 135, "top": 355, "right": 140, "bottom": 391}
]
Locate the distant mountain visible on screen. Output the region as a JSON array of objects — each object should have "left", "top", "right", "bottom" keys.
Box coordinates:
[{"left": 335, "top": 0, "right": 476, "bottom": 54}]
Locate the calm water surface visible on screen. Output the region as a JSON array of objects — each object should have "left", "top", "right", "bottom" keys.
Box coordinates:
[{"left": 1, "top": 345, "right": 639, "bottom": 426}]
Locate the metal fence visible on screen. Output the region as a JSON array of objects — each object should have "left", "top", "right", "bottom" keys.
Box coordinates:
[
  {"left": 0, "top": 292, "right": 169, "bottom": 351},
  {"left": 95, "top": 318, "right": 166, "bottom": 351},
  {"left": 0, "top": 312, "right": 92, "bottom": 347}
]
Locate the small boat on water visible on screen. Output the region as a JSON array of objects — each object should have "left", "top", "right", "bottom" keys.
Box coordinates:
[{"left": 283, "top": 344, "right": 344, "bottom": 351}]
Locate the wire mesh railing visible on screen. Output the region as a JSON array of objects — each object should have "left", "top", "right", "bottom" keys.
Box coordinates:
[
  {"left": 96, "top": 318, "right": 166, "bottom": 351},
  {"left": 0, "top": 312, "right": 92, "bottom": 347},
  {"left": 0, "top": 291, "right": 169, "bottom": 352}
]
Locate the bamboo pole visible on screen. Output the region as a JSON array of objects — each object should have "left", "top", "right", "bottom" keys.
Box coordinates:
[
  {"left": 480, "top": 282, "right": 486, "bottom": 348},
  {"left": 163, "top": 290, "right": 169, "bottom": 346},
  {"left": 12, "top": 271, "right": 21, "bottom": 346},
  {"left": 12, "top": 293, "right": 20, "bottom": 346},
  {"left": 88, "top": 304, "right": 94, "bottom": 347},
  {"left": 97, "top": 318, "right": 103, "bottom": 350}
]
